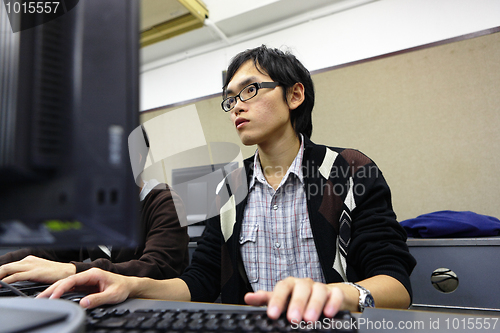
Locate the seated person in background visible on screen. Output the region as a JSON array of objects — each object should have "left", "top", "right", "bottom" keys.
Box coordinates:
[
  {"left": 0, "top": 181, "right": 190, "bottom": 284},
  {"left": 39, "top": 45, "right": 416, "bottom": 323}
]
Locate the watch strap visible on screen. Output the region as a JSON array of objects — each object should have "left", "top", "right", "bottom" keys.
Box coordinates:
[{"left": 343, "top": 282, "right": 374, "bottom": 312}]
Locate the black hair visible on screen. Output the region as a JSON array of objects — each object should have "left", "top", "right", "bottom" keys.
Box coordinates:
[{"left": 223, "top": 45, "right": 314, "bottom": 138}]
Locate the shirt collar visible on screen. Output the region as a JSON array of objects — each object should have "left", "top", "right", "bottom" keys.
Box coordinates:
[
  {"left": 139, "top": 178, "right": 160, "bottom": 201},
  {"left": 249, "top": 134, "right": 305, "bottom": 190}
]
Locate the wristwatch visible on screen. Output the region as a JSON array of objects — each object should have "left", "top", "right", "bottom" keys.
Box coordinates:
[{"left": 343, "top": 282, "right": 375, "bottom": 312}]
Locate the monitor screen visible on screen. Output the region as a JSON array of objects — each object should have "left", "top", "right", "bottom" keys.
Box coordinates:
[
  {"left": 0, "top": 0, "right": 140, "bottom": 248},
  {"left": 171, "top": 161, "right": 239, "bottom": 240}
]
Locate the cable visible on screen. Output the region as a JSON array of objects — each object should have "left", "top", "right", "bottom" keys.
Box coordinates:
[{"left": 0, "top": 280, "right": 29, "bottom": 297}]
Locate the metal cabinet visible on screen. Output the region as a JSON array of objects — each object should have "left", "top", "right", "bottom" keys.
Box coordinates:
[{"left": 407, "top": 237, "right": 500, "bottom": 311}]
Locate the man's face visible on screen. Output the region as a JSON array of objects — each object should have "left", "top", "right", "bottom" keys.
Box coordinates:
[{"left": 226, "top": 60, "right": 294, "bottom": 147}]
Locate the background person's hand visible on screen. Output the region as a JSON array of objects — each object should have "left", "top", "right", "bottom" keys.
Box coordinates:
[
  {"left": 244, "top": 277, "right": 351, "bottom": 323},
  {"left": 0, "top": 255, "right": 76, "bottom": 285},
  {"left": 36, "top": 267, "right": 134, "bottom": 308}
]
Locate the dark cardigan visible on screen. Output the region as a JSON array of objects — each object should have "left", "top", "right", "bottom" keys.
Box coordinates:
[{"left": 180, "top": 137, "right": 416, "bottom": 304}]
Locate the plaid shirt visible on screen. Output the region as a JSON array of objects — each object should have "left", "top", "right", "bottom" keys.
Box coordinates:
[{"left": 240, "top": 137, "right": 326, "bottom": 292}]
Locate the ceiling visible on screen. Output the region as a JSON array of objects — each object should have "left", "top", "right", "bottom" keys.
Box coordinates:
[{"left": 140, "top": 0, "right": 362, "bottom": 68}]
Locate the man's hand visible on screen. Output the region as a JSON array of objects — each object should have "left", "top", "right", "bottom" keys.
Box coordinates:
[
  {"left": 36, "top": 267, "right": 134, "bottom": 309},
  {"left": 244, "top": 277, "right": 352, "bottom": 322},
  {"left": 0, "top": 255, "right": 76, "bottom": 284}
]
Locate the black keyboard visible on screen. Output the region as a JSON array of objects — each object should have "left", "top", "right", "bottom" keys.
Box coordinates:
[
  {"left": 86, "top": 307, "right": 357, "bottom": 332},
  {"left": 0, "top": 280, "right": 51, "bottom": 297}
]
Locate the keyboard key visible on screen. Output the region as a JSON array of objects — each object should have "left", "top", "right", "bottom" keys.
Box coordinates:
[
  {"left": 204, "top": 318, "right": 220, "bottom": 331},
  {"left": 171, "top": 318, "right": 188, "bottom": 330},
  {"left": 188, "top": 318, "right": 204, "bottom": 330},
  {"left": 95, "top": 317, "right": 128, "bottom": 329},
  {"left": 156, "top": 318, "right": 174, "bottom": 329},
  {"left": 140, "top": 317, "right": 160, "bottom": 329},
  {"left": 220, "top": 318, "right": 238, "bottom": 331}
]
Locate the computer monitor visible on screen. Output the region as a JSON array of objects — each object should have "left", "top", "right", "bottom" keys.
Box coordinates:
[
  {"left": 0, "top": 0, "right": 140, "bottom": 248},
  {"left": 171, "top": 162, "right": 239, "bottom": 240}
]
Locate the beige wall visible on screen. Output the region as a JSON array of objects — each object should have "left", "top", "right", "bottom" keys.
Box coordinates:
[{"left": 141, "top": 31, "right": 500, "bottom": 221}]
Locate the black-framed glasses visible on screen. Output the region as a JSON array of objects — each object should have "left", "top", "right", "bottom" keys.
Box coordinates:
[{"left": 221, "top": 82, "right": 280, "bottom": 112}]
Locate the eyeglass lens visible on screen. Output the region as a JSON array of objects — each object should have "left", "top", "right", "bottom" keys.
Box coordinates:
[{"left": 223, "top": 84, "right": 258, "bottom": 111}]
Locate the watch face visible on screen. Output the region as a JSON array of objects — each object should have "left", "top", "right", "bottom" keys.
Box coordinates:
[{"left": 364, "top": 294, "right": 375, "bottom": 308}]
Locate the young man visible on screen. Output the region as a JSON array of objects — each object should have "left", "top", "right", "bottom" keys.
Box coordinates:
[{"left": 38, "top": 45, "right": 415, "bottom": 323}]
